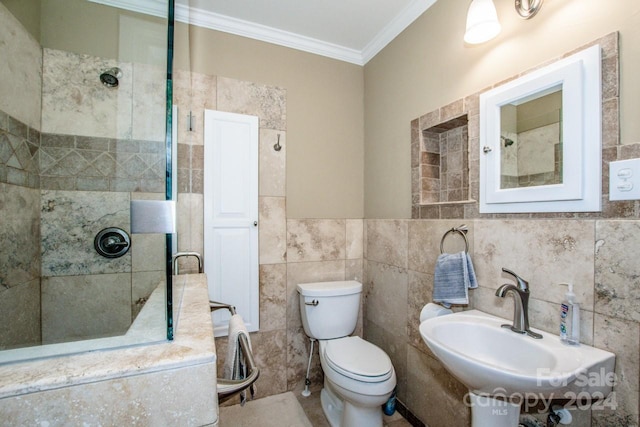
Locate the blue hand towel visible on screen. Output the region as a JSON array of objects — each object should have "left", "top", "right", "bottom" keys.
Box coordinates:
[{"left": 433, "top": 251, "right": 478, "bottom": 307}]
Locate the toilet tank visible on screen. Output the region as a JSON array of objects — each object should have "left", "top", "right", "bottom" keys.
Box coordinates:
[{"left": 297, "top": 280, "right": 362, "bottom": 340}]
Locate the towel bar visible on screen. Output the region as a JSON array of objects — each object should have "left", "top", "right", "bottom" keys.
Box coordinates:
[
  {"left": 172, "top": 251, "right": 203, "bottom": 275},
  {"left": 210, "top": 301, "right": 260, "bottom": 402},
  {"left": 440, "top": 225, "right": 469, "bottom": 254}
]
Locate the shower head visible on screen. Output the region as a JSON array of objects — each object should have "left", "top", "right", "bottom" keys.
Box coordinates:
[{"left": 100, "top": 67, "right": 122, "bottom": 88}]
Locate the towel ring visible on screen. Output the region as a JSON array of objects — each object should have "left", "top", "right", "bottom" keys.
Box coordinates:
[{"left": 440, "top": 225, "right": 469, "bottom": 254}]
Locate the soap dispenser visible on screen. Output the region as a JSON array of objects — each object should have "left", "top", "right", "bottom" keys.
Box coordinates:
[{"left": 559, "top": 283, "right": 580, "bottom": 345}]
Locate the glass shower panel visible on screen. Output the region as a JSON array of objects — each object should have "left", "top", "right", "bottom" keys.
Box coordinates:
[{"left": 0, "top": 0, "right": 173, "bottom": 363}]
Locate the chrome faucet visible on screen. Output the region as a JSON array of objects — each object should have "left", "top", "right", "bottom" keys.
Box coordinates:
[{"left": 495, "top": 268, "right": 542, "bottom": 339}]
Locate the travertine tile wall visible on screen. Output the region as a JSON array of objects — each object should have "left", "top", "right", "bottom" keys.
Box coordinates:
[
  {"left": 1, "top": 1, "right": 168, "bottom": 349},
  {"left": 173, "top": 69, "right": 365, "bottom": 401},
  {"left": 35, "top": 48, "right": 167, "bottom": 344},
  {"left": 368, "top": 32, "right": 639, "bottom": 427},
  {"left": 0, "top": 2, "right": 41, "bottom": 131},
  {"left": 0, "top": 4, "right": 42, "bottom": 350},
  {"left": 365, "top": 218, "right": 640, "bottom": 427}
]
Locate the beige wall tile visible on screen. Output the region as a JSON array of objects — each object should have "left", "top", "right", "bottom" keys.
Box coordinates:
[
  {"left": 366, "top": 219, "right": 408, "bottom": 268},
  {"left": 0, "top": 4, "right": 41, "bottom": 130},
  {"left": 42, "top": 49, "right": 133, "bottom": 139},
  {"left": 0, "top": 183, "right": 40, "bottom": 287},
  {"left": 131, "top": 271, "right": 164, "bottom": 319},
  {"left": 217, "top": 77, "right": 286, "bottom": 131},
  {"left": 41, "top": 273, "right": 132, "bottom": 343},
  {"left": 407, "top": 270, "right": 433, "bottom": 351},
  {"left": 259, "top": 129, "right": 286, "bottom": 197},
  {"left": 364, "top": 260, "right": 408, "bottom": 337},
  {"left": 364, "top": 318, "right": 408, "bottom": 400},
  {"left": 405, "top": 346, "right": 470, "bottom": 427},
  {"left": 0, "top": 278, "right": 40, "bottom": 349},
  {"left": 287, "top": 219, "right": 346, "bottom": 262},
  {"left": 132, "top": 62, "right": 165, "bottom": 142},
  {"left": 250, "top": 329, "right": 288, "bottom": 397},
  {"left": 345, "top": 258, "right": 363, "bottom": 283},
  {"left": 259, "top": 196, "right": 287, "bottom": 264},
  {"left": 132, "top": 234, "right": 165, "bottom": 273},
  {"left": 593, "top": 314, "right": 640, "bottom": 426},
  {"left": 473, "top": 220, "right": 595, "bottom": 307},
  {"left": 595, "top": 220, "right": 640, "bottom": 323},
  {"left": 259, "top": 263, "right": 287, "bottom": 332},
  {"left": 408, "top": 220, "right": 474, "bottom": 274},
  {"left": 346, "top": 219, "right": 364, "bottom": 259},
  {"left": 40, "top": 190, "right": 131, "bottom": 277}
]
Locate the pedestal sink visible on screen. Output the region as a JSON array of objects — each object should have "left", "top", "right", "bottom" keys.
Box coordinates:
[{"left": 419, "top": 310, "right": 615, "bottom": 427}]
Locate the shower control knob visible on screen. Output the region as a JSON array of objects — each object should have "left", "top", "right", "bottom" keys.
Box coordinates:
[{"left": 94, "top": 227, "right": 131, "bottom": 258}]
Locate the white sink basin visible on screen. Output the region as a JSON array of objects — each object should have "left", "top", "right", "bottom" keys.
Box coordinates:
[{"left": 419, "top": 310, "right": 615, "bottom": 397}]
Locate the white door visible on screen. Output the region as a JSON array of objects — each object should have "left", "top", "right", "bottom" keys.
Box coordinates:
[{"left": 204, "top": 110, "right": 259, "bottom": 337}]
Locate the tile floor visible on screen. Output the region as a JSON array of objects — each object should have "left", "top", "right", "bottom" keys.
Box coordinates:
[{"left": 294, "top": 389, "right": 412, "bottom": 427}]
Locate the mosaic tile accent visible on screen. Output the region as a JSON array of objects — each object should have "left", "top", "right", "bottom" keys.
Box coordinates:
[
  {"left": 39, "top": 133, "right": 164, "bottom": 192},
  {"left": 0, "top": 110, "right": 40, "bottom": 188}
]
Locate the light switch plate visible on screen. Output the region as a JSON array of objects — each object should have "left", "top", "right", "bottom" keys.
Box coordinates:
[{"left": 609, "top": 159, "right": 640, "bottom": 201}]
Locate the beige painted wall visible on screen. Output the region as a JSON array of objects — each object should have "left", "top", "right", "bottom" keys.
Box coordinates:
[
  {"left": 364, "top": 0, "right": 640, "bottom": 219},
  {"left": 177, "top": 24, "right": 364, "bottom": 219}
]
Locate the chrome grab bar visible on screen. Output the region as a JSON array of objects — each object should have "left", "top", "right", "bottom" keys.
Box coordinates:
[
  {"left": 210, "top": 301, "right": 260, "bottom": 402},
  {"left": 172, "top": 251, "right": 203, "bottom": 275}
]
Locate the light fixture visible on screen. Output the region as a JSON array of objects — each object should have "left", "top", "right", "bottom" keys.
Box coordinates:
[
  {"left": 464, "top": 0, "right": 502, "bottom": 45},
  {"left": 464, "top": 0, "right": 545, "bottom": 44},
  {"left": 515, "top": 0, "right": 543, "bottom": 19}
]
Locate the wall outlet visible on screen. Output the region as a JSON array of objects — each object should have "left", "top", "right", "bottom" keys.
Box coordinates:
[{"left": 610, "top": 159, "right": 640, "bottom": 201}]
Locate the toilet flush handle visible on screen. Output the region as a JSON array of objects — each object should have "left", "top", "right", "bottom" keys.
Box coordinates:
[{"left": 305, "top": 299, "right": 319, "bottom": 306}]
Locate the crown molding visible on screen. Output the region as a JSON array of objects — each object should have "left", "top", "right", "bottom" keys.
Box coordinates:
[
  {"left": 362, "top": 0, "right": 437, "bottom": 64},
  {"left": 88, "top": 0, "right": 435, "bottom": 66},
  {"left": 181, "top": 4, "right": 364, "bottom": 65}
]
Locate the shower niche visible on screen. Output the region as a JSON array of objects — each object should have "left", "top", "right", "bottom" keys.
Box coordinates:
[{"left": 411, "top": 104, "right": 473, "bottom": 219}]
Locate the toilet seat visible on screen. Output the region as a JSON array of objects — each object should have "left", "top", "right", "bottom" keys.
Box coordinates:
[{"left": 324, "top": 336, "right": 393, "bottom": 383}]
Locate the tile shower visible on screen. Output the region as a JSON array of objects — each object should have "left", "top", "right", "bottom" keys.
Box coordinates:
[{"left": 0, "top": 1, "right": 170, "bottom": 359}]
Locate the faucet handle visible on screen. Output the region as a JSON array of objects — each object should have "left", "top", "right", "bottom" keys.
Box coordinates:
[{"left": 502, "top": 268, "right": 529, "bottom": 291}]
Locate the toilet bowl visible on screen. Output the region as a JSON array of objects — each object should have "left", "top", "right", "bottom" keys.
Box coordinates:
[
  {"left": 319, "top": 337, "right": 397, "bottom": 427},
  {"left": 297, "top": 280, "right": 397, "bottom": 427}
]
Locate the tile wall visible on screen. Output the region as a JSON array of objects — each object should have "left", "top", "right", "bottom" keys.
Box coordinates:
[
  {"left": 0, "top": 3, "right": 42, "bottom": 350},
  {"left": 172, "top": 69, "right": 365, "bottom": 401},
  {"left": 35, "top": 48, "right": 167, "bottom": 344},
  {"left": 368, "top": 32, "right": 639, "bottom": 427},
  {"left": 1, "top": 1, "right": 167, "bottom": 348}
]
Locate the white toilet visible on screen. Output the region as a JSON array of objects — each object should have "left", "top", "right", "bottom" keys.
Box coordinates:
[{"left": 297, "top": 280, "right": 397, "bottom": 427}]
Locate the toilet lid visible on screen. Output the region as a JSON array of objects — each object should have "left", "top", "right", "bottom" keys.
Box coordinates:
[{"left": 324, "top": 336, "right": 393, "bottom": 383}]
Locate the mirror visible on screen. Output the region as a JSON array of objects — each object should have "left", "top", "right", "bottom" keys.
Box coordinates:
[
  {"left": 500, "top": 88, "right": 562, "bottom": 189},
  {"left": 480, "top": 44, "right": 602, "bottom": 213}
]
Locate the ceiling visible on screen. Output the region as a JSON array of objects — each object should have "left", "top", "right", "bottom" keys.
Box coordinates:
[{"left": 89, "top": 0, "right": 438, "bottom": 65}]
